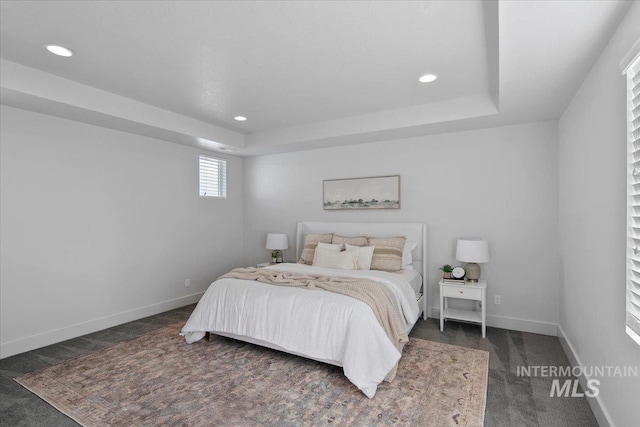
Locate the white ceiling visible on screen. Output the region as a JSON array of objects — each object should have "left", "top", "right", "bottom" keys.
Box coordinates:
[{"left": 0, "top": 0, "right": 631, "bottom": 156}]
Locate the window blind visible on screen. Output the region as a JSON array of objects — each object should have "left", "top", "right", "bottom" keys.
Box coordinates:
[
  {"left": 626, "top": 55, "right": 640, "bottom": 345},
  {"left": 199, "top": 155, "right": 227, "bottom": 198}
]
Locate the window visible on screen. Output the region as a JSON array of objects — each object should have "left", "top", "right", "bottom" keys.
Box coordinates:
[
  {"left": 199, "top": 155, "right": 227, "bottom": 198},
  {"left": 625, "top": 52, "right": 640, "bottom": 345}
]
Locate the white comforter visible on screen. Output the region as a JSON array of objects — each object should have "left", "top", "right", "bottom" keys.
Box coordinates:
[{"left": 181, "top": 263, "right": 420, "bottom": 398}]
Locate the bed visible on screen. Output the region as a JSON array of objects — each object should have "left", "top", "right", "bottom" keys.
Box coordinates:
[{"left": 181, "top": 222, "right": 429, "bottom": 398}]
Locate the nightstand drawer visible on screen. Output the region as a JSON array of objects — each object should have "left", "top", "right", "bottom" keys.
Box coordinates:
[{"left": 442, "top": 285, "right": 482, "bottom": 300}]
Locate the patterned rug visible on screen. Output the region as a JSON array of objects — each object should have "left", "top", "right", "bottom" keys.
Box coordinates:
[{"left": 15, "top": 323, "right": 488, "bottom": 426}]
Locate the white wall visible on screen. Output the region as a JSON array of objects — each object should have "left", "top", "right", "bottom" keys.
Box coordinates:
[
  {"left": 244, "top": 121, "right": 560, "bottom": 335},
  {"left": 558, "top": 3, "right": 640, "bottom": 427},
  {"left": 0, "top": 106, "right": 244, "bottom": 358}
]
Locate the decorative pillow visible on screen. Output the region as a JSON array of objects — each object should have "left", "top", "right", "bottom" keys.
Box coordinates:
[
  {"left": 299, "top": 233, "right": 334, "bottom": 265},
  {"left": 402, "top": 241, "right": 418, "bottom": 268},
  {"left": 312, "top": 247, "right": 358, "bottom": 270},
  {"left": 332, "top": 234, "right": 368, "bottom": 247},
  {"left": 345, "top": 244, "right": 375, "bottom": 270},
  {"left": 317, "top": 242, "right": 343, "bottom": 252},
  {"left": 367, "top": 236, "right": 406, "bottom": 272}
]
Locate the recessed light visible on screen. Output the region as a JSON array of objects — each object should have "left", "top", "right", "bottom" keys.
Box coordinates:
[
  {"left": 419, "top": 74, "right": 438, "bottom": 83},
  {"left": 234, "top": 116, "right": 247, "bottom": 122},
  {"left": 45, "top": 44, "right": 74, "bottom": 57}
]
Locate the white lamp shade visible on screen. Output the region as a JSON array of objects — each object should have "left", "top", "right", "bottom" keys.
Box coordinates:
[
  {"left": 456, "top": 239, "right": 489, "bottom": 263},
  {"left": 266, "top": 233, "right": 289, "bottom": 250}
]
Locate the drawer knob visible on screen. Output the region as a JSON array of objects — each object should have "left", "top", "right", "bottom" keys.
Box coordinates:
[{"left": 459, "top": 291, "right": 463, "bottom": 294}]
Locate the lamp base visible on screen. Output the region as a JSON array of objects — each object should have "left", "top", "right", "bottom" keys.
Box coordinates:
[
  {"left": 271, "top": 250, "right": 283, "bottom": 263},
  {"left": 465, "top": 262, "right": 481, "bottom": 282}
]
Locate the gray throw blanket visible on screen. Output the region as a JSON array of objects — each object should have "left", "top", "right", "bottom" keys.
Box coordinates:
[{"left": 218, "top": 267, "right": 409, "bottom": 355}]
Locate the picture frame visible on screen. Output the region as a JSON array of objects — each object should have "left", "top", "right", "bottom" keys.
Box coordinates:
[{"left": 323, "top": 175, "right": 400, "bottom": 210}]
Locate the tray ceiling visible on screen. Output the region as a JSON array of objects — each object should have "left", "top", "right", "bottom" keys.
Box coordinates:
[{"left": 0, "top": 1, "right": 631, "bottom": 155}]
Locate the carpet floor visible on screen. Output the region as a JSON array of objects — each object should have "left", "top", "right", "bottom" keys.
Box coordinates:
[{"left": 15, "top": 323, "right": 488, "bottom": 426}]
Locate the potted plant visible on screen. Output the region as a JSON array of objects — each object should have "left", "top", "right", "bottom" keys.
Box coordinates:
[{"left": 440, "top": 264, "right": 453, "bottom": 279}]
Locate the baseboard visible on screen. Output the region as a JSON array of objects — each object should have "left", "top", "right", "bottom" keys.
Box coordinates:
[
  {"left": 428, "top": 306, "right": 558, "bottom": 336},
  {"left": 557, "top": 325, "right": 615, "bottom": 427},
  {"left": 0, "top": 292, "right": 203, "bottom": 359},
  {"left": 486, "top": 313, "right": 557, "bottom": 336}
]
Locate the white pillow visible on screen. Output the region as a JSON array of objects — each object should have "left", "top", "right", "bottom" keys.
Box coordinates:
[
  {"left": 316, "top": 242, "right": 343, "bottom": 252},
  {"left": 402, "top": 241, "right": 418, "bottom": 268},
  {"left": 313, "top": 247, "right": 358, "bottom": 270},
  {"left": 345, "top": 244, "right": 375, "bottom": 270}
]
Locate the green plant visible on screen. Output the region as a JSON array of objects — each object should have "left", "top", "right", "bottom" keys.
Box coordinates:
[{"left": 439, "top": 264, "right": 453, "bottom": 273}]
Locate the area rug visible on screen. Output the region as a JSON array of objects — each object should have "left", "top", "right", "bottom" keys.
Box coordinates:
[{"left": 16, "top": 323, "right": 488, "bottom": 426}]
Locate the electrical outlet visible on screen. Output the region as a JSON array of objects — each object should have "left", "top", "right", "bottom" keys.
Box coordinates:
[
  {"left": 185, "top": 279, "right": 191, "bottom": 287},
  {"left": 494, "top": 295, "right": 501, "bottom": 305}
]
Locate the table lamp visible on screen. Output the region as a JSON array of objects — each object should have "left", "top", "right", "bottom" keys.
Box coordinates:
[
  {"left": 266, "top": 233, "right": 288, "bottom": 263},
  {"left": 456, "top": 238, "right": 489, "bottom": 282}
]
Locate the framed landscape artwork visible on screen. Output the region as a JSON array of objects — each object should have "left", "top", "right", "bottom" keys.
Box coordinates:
[{"left": 323, "top": 175, "right": 400, "bottom": 210}]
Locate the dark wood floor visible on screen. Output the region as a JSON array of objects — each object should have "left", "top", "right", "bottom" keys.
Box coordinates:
[
  {"left": 1, "top": 305, "right": 597, "bottom": 426},
  {"left": 410, "top": 318, "right": 598, "bottom": 426}
]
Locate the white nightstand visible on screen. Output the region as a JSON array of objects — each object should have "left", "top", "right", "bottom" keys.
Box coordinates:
[
  {"left": 257, "top": 262, "right": 275, "bottom": 268},
  {"left": 440, "top": 279, "right": 486, "bottom": 338}
]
